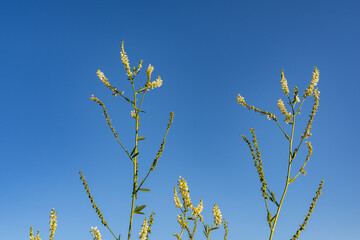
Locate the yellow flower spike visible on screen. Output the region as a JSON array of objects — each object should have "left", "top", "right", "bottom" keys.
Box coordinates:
[
  {"left": 146, "top": 64, "right": 154, "bottom": 82},
  {"left": 79, "top": 170, "right": 109, "bottom": 227},
  {"left": 280, "top": 69, "right": 290, "bottom": 96},
  {"left": 96, "top": 69, "right": 123, "bottom": 97},
  {"left": 36, "top": 231, "right": 41, "bottom": 240},
  {"left": 303, "top": 67, "right": 319, "bottom": 97},
  {"left": 277, "top": 99, "right": 292, "bottom": 124},
  {"left": 147, "top": 212, "right": 155, "bottom": 235},
  {"left": 190, "top": 199, "right": 203, "bottom": 220},
  {"left": 139, "top": 218, "right": 148, "bottom": 240},
  {"left": 120, "top": 41, "right": 132, "bottom": 79},
  {"left": 237, "top": 94, "right": 246, "bottom": 106},
  {"left": 135, "top": 60, "right": 143, "bottom": 74},
  {"left": 149, "top": 76, "right": 163, "bottom": 89},
  {"left": 291, "top": 179, "right": 324, "bottom": 240},
  {"left": 212, "top": 204, "right": 222, "bottom": 226},
  {"left": 90, "top": 227, "right": 102, "bottom": 240},
  {"left": 174, "top": 186, "right": 183, "bottom": 209},
  {"left": 178, "top": 177, "right": 192, "bottom": 208},
  {"left": 30, "top": 226, "right": 35, "bottom": 240},
  {"left": 300, "top": 141, "right": 313, "bottom": 175},
  {"left": 237, "top": 94, "right": 277, "bottom": 121},
  {"left": 223, "top": 219, "right": 229, "bottom": 240},
  {"left": 303, "top": 88, "right": 320, "bottom": 138},
  {"left": 49, "top": 208, "right": 57, "bottom": 240}
]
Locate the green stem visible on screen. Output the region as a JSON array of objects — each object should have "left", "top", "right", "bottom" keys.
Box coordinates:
[
  {"left": 269, "top": 105, "right": 296, "bottom": 240},
  {"left": 127, "top": 79, "right": 139, "bottom": 240}
]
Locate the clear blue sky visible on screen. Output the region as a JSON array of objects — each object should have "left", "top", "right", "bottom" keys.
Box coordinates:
[{"left": 1, "top": 0, "right": 359, "bottom": 239}]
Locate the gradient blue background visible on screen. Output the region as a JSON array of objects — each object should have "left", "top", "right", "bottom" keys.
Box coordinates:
[{"left": 1, "top": 0, "right": 359, "bottom": 239}]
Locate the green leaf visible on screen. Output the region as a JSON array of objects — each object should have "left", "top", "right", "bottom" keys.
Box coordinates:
[
  {"left": 130, "top": 147, "right": 136, "bottom": 156},
  {"left": 139, "top": 188, "right": 150, "bottom": 192},
  {"left": 267, "top": 211, "right": 272, "bottom": 223},
  {"left": 137, "top": 136, "right": 146, "bottom": 141},
  {"left": 211, "top": 226, "right": 219, "bottom": 230},
  {"left": 132, "top": 152, "right": 139, "bottom": 158},
  {"left": 134, "top": 205, "right": 146, "bottom": 214},
  {"left": 289, "top": 177, "right": 296, "bottom": 183},
  {"left": 270, "top": 191, "right": 277, "bottom": 203}
]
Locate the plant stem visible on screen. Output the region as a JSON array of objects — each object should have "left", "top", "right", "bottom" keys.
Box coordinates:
[
  {"left": 128, "top": 80, "right": 140, "bottom": 240},
  {"left": 269, "top": 105, "right": 296, "bottom": 240}
]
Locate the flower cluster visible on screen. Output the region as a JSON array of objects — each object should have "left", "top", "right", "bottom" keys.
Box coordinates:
[
  {"left": 120, "top": 41, "right": 132, "bottom": 79},
  {"left": 146, "top": 64, "right": 154, "bottom": 81},
  {"left": 79, "top": 170, "right": 108, "bottom": 227},
  {"left": 277, "top": 99, "right": 292, "bottom": 124},
  {"left": 280, "top": 69, "right": 289, "bottom": 95},
  {"left": 90, "top": 227, "right": 102, "bottom": 240},
  {"left": 303, "top": 88, "right": 320, "bottom": 138},
  {"left": 300, "top": 141, "right": 313, "bottom": 175},
  {"left": 212, "top": 204, "right": 222, "bottom": 225},
  {"left": 303, "top": 67, "right": 319, "bottom": 97},
  {"left": 131, "top": 110, "right": 136, "bottom": 118},
  {"left": 190, "top": 200, "right": 204, "bottom": 220},
  {"left": 139, "top": 218, "right": 148, "bottom": 240},
  {"left": 178, "top": 177, "right": 192, "bottom": 208},
  {"left": 49, "top": 208, "right": 57, "bottom": 240},
  {"left": 291, "top": 179, "right": 324, "bottom": 240},
  {"left": 237, "top": 94, "right": 276, "bottom": 121},
  {"left": 148, "top": 76, "right": 163, "bottom": 89},
  {"left": 173, "top": 186, "right": 183, "bottom": 208},
  {"left": 29, "top": 227, "right": 41, "bottom": 240}
]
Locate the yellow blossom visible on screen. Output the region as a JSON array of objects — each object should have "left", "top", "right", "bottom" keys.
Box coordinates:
[
  {"left": 303, "top": 67, "right": 319, "bottom": 97},
  {"left": 49, "top": 208, "right": 57, "bottom": 240},
  {"left": 237, "top": 94, "right": 276, "bottom": 121},
  {"left": 237, "top": 94, "right": 246, "bottom": 107},
  {"left": 212, "top": 204, "right": 222, "bottom": 225},
  {"left": 90, "top": 227, "right": 102, "bottom": 240},
  {"left": 277, "top": 99, "right": 292, "bottom": 124},
  {"left": 146, "top": 64, "right": 154, "bottom": 82},
  {"left": 139, "top": 218, "right": 148, "bottom": 240},
  {"left": 178, "top": 177, "right": 191, "bottom": 207},
  {"left": 173, "top": 186, "right": 183, "bottom": 208},
  {"left": 280, "top": 69, "right": 289, "bottom": 95},
  {"left": 120, "top": 41, "right": 132, "bottom": 79},
  {"left": 190, "top": 200, "right": 203, "bottom": 220},
  {"left": 96, "top": 69, "right": 109, "bottom": 86},
  {"left": 131, "top": 110, "right": 136, "bottom": 118},
  {"left": 149, "top": 76, "right": 163, "bottom": 89}
]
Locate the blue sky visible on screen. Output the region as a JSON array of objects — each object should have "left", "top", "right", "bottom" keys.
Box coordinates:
[{"left": 1, "top": 0, "right": 359, "bottom": 239}]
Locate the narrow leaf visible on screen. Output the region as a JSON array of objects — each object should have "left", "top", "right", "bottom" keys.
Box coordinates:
[
  {"left": 267, "top": 211, "right": 272, "bottom": 223},
  {"left": 270, "top": 191, "right": 277, "bottom": 203},
  {"left": 134, "top": 205, "right": 146, "bottom": 213},
  {"left": 289, "top": 177, "right": 296, "bottom": 183},
  {"left": 139, "top": 188, "right": 150, "bottom": 192},
  {"left": 137, "top": 136, "right": 146, "bottom": 141},
  {"left": 130, "top": 147, "right": 136, "bottom": 156}
]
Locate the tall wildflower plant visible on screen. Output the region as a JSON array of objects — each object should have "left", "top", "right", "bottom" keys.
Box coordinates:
[
  {"left": 237, "top": 67, "right": 324, "bottom": 240},
  {"left": 172, "top": 177, "right": 228, "bottom": 240},
  {"left": 80, "top": 42, "right": 174, "bottom": 240}
]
